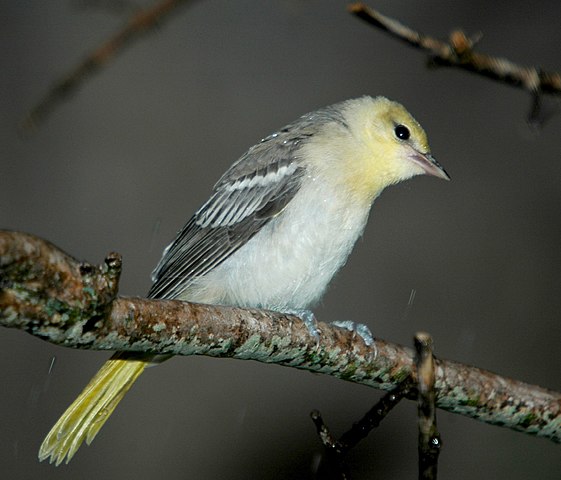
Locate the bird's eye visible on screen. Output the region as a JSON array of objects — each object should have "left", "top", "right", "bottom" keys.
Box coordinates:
[{"left": 394, "top": 124, "right": 410, "bottom": 140}]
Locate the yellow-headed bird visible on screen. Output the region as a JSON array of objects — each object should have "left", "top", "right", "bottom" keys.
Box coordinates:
[{"left": 39, "top": 96, "right": 449, "bottom": 465}]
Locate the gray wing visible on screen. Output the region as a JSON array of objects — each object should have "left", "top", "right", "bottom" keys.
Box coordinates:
[{"left": 147, "top": 133, "right": 308, "bottom": 300}]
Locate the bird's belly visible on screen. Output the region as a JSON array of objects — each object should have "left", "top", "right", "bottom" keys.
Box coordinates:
[{"left": 180, "top": 188, "right": 371, "bottom": 311}]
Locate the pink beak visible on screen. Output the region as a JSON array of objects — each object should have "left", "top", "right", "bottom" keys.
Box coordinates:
[{"left": 410, "top": 150, "right": 450, "bottom": 181}]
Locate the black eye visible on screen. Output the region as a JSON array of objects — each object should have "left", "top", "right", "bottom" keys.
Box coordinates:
[{"left": 394, "top": 124, "right": 410, "bottom": 140}]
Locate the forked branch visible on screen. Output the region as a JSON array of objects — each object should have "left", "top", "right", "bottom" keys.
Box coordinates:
[
  {"left": 348, "top": 2, "right": 561, "bottom": 97},
  {"left": 348, "top": 3, "right": 561, "bottom": 124}
]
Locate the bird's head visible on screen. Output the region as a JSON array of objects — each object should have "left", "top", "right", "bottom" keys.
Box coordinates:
[{"left": 311, "top": 96, "right": 449, "bottom": 203}]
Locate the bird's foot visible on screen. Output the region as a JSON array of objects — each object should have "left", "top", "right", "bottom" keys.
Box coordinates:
[
  {"left": 285, "top": 309, "right": 320, "bottom": 338},
  {"left": 331, "top": 320, "right": 374, "bottom": 346}
]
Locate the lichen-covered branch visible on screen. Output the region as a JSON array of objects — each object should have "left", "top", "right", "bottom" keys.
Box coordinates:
[
  {"left": 1, "top": 230, "right": 560, "bottom": 444},
  {"left": 348, "top": 3, "right": 561, "bottom": 98}
]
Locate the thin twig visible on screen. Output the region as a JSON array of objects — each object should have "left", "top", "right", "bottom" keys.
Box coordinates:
[
  {"left": 310, "top": 410, "right": 348, "bottom": 479},
  {"left": 348, "top": 3, "right": 561, "bottom": 107},
  {"left": 415, "top": 333, "right": 441, "bottom": 480},
  {"left": 337, "top": 380, "right": 411, "bottom": 453},
  {"left": 21, "top": 0, "right": 191, "bottom": 131},
  {"left": 1, "top": 230, "right": 561, "bottom": 443},
  {"left": 310, "top": 381, "right": 410, "bottom": 478},
  {"left": 310, "top": 410, "right": 339, "bottom": 452}
]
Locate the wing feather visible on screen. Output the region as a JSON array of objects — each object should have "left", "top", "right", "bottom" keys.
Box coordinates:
[{"left": 148, "top": 160, "right": 305, "bottom": 299}]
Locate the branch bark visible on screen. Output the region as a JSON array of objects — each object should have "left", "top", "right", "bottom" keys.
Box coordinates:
[
  {"left": 415, "top": 333, "right": 441, "bottom": 480},
  {"left": 348, "top": 3, "right": 561, "bottom": 97},
  {"left": 1, "top": 230, "right": 560, "bottom": 444}
]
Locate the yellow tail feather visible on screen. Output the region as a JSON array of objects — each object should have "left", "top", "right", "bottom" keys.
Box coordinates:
[{"left": 39, "top": 353, "right": 149, "bottom": 465}]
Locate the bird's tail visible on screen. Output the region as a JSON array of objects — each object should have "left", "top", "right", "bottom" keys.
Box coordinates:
[{"left": 39, "top": 353, "right": 149, "bottom": 465}]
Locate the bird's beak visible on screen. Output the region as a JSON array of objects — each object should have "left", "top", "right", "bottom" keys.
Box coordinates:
[{"left": 409, "top": 150, "right": 450, "bottom": 181}]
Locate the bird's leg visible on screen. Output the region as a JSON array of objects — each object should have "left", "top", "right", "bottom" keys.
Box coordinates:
[
  {"left": 284, "top": 311, "right": 374, "bottom": 346},
  {"left": 285, "top": 309, "right": 320, "bottom": 339},
  {"left": 331, "top": 320, "right": 374, "bottom": 346}
]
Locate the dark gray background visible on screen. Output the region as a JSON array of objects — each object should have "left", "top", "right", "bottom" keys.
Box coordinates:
[{"left": 2, "top": 1, "right": 561, "bottom": 478}]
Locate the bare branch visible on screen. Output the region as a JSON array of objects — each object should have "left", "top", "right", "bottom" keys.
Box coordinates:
[
  {"left": 310, "top": 410, "right": 339, "bottom": 452},
  {"left": 21, "top": 0, "right": 192, "bottom": 131},
  {"left": 348, "top": 3, "right": 561, "bottom": 98},
  {"left": 337, "top": 380, "right": 411, "bottom": 453},
  {"left": 310, "top": 381, "right": 410, "bottom": 477},
  {"left": 310, "top": 410, "right": 348, "bottom": 479},
  {"left": 1, "top": 230, "right": 561, "bottom": 444},
  {"left": 415, "top": 333, "right": 441, "bottom": 480}
]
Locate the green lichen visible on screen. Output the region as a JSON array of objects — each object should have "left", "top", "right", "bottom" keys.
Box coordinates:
[
  {"left": 151, "top": 322, "right": 166, "bottom": 332},
  {"left": 339, "top": 363, "right": 358, "bottom": 380},
  {"left": 304, "top": 350, "right": 324, "bottom": 365},
  {"left": 456, "top": 397, "right": 480, "bottom": 408},
  {"left": 82, "top": 286, "right": 96, "bottom": 298},
  {"left": 44, "top": 298, "right": 68, "bottom": 317},
  {"left": 235, "top": 334, "right": 266, "bottom": 359},
  {"left": 392, "top": 367, "right": 411, "bottom": 384},
  {"left": 519, "top": 412, "right": 538, "bottom": 428}
]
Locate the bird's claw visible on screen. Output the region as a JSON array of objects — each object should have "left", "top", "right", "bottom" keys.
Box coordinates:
[
  {"left": 331, "top": 320, "right": 374, "bottom": 346},
  {"left": 285, "top": 309, "right": 320, "bottom": 339}
]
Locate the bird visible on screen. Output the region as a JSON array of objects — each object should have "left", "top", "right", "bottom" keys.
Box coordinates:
[{"left": 38, "top": 95, "right": 449, "bottom": 465}]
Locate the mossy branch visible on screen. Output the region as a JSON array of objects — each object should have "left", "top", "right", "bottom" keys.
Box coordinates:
[{"left": 1, "top": 230, "right": 560, "bottom": 444}]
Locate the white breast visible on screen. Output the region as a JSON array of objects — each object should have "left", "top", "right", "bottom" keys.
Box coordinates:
[{"left": 179, "top": 178, "right": 372, "bottom": 311}]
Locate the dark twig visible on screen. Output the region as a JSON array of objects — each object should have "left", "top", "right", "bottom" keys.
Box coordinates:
[
  {"left": 21, "top": 0, "right": 191, "bottom": 131},
  {"left": 310, "top": 410, "right": 339, "bottom": 452},
  {"left": 310, "top": 381, "right": 410, "bottom": 477},
  {"left": 310, "top": 410, "right": 348, "bottom": 479},
  {"left": 348, "top": 3, "right": 561, "bottom": 123},
  {"left": 415, "top": 333, "right": 441, "bottom": 480},
  {"left": 2, "top": 230, "right": 561, "bottom": 443},
  {"left": 337, "top": 380, "right": 411, "bottom": 453}
]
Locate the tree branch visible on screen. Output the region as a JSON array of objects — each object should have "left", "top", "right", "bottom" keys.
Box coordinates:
[
  {"left": 1, "top": 230, "right": 560, "bottom": 444},
  {"left": 310, "top": 380, "right": 411, "bottom": 478},
  {"left": 348, "top": 3, "right": 561, "bottom": 98},
  {"left": 21, "top": 0, "right": 192, "bottom": 131},
  {"left": 415, "top": 333, "right": 441, "bottom": 480}
]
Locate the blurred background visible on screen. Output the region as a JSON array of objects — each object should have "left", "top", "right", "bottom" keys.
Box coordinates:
[{"left": 2, "top": 1, "right": 561, "bottom": 478}]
